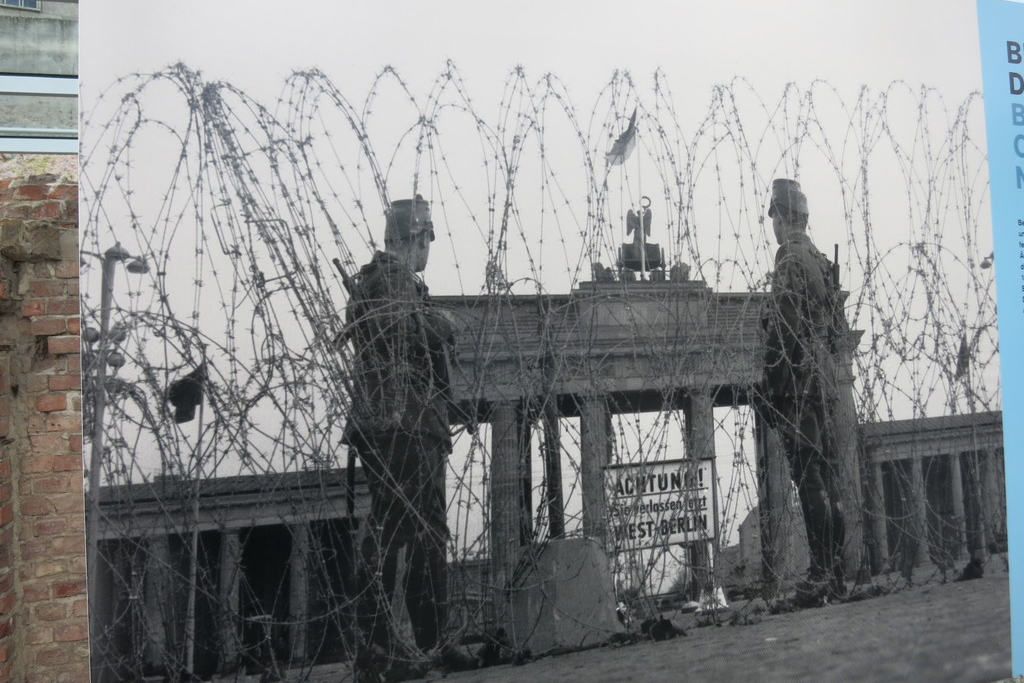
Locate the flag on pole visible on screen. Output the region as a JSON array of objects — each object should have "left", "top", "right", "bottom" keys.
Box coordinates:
[
  {"left": 606, "top": 108, "right": 637, "bottom": 166},
  {"left": 954, "top": 332, "right": 970, "bottom": 380}
]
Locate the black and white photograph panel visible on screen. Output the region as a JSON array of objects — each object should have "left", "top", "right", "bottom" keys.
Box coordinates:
[{"left": 79, "top": 1, "right": 1009, "bottom": 681}]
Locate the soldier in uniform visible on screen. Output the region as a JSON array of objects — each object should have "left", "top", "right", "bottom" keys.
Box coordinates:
[
  {"left": 342, "top": 195, "right": 465, "bottom": 674},
  {"left": 759, "top": 178, "right": 848, "bottom": 605}
]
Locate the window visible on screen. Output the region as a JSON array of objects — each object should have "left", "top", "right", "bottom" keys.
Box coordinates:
[{"left": 0, "top": 0, "right": 40, "bottom": 9}]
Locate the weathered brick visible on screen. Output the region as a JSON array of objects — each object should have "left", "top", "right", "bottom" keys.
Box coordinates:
[
  {"left": 53, "top": 623, "right": 87, "bottom": 643},
  {"left": 0, "top": 505, "right": 11, "bottom": 527},
  {"left": 66, "top": 317, "right": 80, "bottom": 335},
  {"left": 71, "top": 599, "right": 87, "bottom": 618},
  {"left": 52, "top": 495, "right": 83, "bottom": 515},
  {"left": 30, "top": 355, "right": 63, "bottom": 374},
  {"left": 0, "top": 398, "right": 8, "bottom": 417},
  {"left": 33, "top": 647, "right": 67, "bottom": 666},
  {"left": 48, "top": 374, "right": 81, "bottom": 391},
  {"left": 68, "top": 555, "right": 86, "bottom": 575},
  {"left": 52, "top": 456, "right": 80, "bottom": 472},
  {"left": 0, "top": 484, "right": 10, "bottom": 504},
  {"left": 15, "top": 184, "right": 47, "bottom": 201},
  {"left": 20, "top": 497, "right": 53, "bottom": 517},
  {"left": 21, "top": 539, "right": 51, "bottom": 562},
  {"left": 25, "top": 373, "right": 50, "bottom": 394},
  {"left": 30, "top": 318, "right": 67, "bottom": 336},
  {"left": 0, "top": 593, "right": 13, "bottom": 616},
  {"left": 27, "top": 261, "right": 55, "bottom": 279},
  {"left": 25, "top": 623, "right": 53, "bottom": 646},
  {"left": 22, "top": 582, "right": 49, "bottom": 602},
  {"left": 33, "top": 602, "right": 66, "bottom": 621},
  {"left": 52, "top": 580, "right": 84, "bottom": 598},
  {"left": 26, "top": 413, "right": 47, "bottom": 435},
  {"left": 32, "top": 475, "right": 70, "bottom": 495},
  {"left": 22, "top": 455, "right": 56, "bottom": 473},
  {"left": 33, "top": 518, "right": 65, "bottom": 536},
  {"left": 28, "top": 433, "right": 64, "bottom": 454},
  {"left": 35, "top": 393, "right": 67, "bottom": 412},
  {"left": 45, "top": 413, "right": 81, "bottom": 433},
  {"left": 47, "top": 185, "right": 77, "bottom": 202},
  {"left": 54, "top": 259, "right": 79, "bottom": 279},
  {"left": 27, "top": 279, "right": 64, "bottom": 299},
  {"left": 32, "top": 201, "right": 64, "bottom": 220},
  {"left": 46, "top": 336, "right": 79, "bottom": 355},
  {"left": 66, "top": 354, "right": 80, "bottom": 372},
  {"left": 45, "top": 298, "right": 78, "bottom": 315},
  {"left": 68, "top": 434, "right": 82, "bottom": 453},
  {"left": 58, "top": 230, "right": 77, "bottom": 261},
  {"left": 0, "top": 204, "right": 31, "bottom": 220},
  {"left": 51, "top": 535, "right": 84, "bottom": 556},
  {"left": 33, "top": 560, "right": 65, "bottom": 578}
]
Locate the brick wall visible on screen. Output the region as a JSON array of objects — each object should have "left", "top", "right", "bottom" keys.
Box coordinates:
[{"left": 0, "top": 174, "right": 88, "bottom": 682}]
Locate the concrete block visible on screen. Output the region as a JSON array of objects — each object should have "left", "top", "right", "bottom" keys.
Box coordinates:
[{"left": 509, "top": 537, "right": 623, "bottom": 653}]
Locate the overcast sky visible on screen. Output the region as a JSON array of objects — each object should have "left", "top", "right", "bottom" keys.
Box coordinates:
[{"left": 81, "top": 0, "right": 985, "bottom": 110}]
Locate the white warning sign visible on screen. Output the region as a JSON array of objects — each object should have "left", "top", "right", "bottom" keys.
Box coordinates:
[{"left": 605, "top": 458, "right": 715, "bottom": 551}]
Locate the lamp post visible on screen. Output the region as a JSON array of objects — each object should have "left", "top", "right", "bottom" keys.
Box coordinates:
[{"left": 84, "top": 243, "right": 148, "bottom": 679}]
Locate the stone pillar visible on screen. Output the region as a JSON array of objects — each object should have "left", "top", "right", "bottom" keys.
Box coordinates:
[
  {"left": 755, "top": 413, "right": 792, "bottom": 599},
  {"left": 868, "top": 461, "right": 890, "bottom": 574},
  {"left": 579, "top": 396, "right": 612, "bottom": 543},
  {"left": 218, "top": 530, "right": 242, "bottom": 674},
  {"left": 685, "top": 390, "right": 715, "bottom": 597},
  {"left": 145, "top": 534, "right": 177, "bottom": 673},
  {"left": 490, "top": 402, "right": 524, "bottom": 620},
  {"left": 911, "top": 456, "right": 929, "bottom": 565},
  {"left": 518, "top": 412, "right": 533, "bottom": 547},
  {"left": 834, "top": 330, "right": 865, "bottom": 578},
  {"left": 961, "top": 450, "right": 986, "bottom": 557},
  {"left": 981, "top": 448, "right": 1001, "bottom": 552},
  {"left": 289, "top": 523, "right": 310, "bottom": 665},
  {"left": 948, "top": 453, "right": 967, "bottom": 561},
  {"left": 540, "top": 397, "right": 565, "bottom": 539}
]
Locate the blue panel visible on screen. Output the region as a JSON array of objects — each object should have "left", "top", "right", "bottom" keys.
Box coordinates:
[{"left": 977, "top": 0, "right": 1024, "bottom": 674}]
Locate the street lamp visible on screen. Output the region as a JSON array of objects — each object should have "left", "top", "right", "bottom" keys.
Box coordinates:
[{"left": 83, "top": 243, "right": 148, "bottom": 679}]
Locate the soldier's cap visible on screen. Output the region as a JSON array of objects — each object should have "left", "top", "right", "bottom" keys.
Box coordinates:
[
  {"left": 768, "top": 178, "right": 809, "bottom": 218},
  {"left": 385, "top": 194, "right": 434, "bottom": 243}
]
